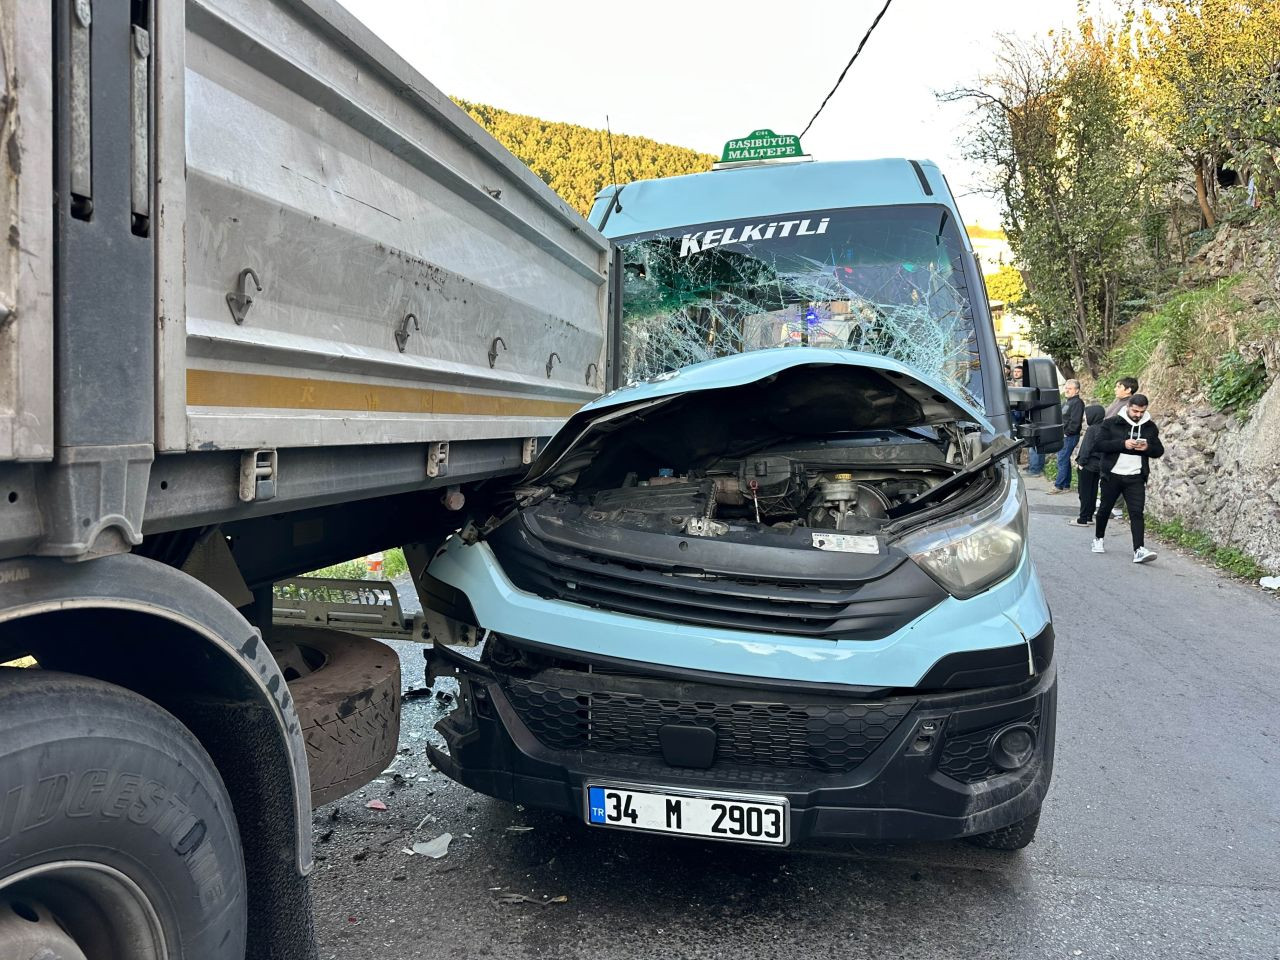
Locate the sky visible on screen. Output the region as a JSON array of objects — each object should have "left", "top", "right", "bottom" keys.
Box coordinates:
[{"left": 335, "top": 0, "right": 1083, "bottom": 227}]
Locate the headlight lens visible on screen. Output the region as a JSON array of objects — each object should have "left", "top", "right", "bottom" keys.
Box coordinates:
[{"left": 897, "top": 464, "right": 1027, "bottom": 599}]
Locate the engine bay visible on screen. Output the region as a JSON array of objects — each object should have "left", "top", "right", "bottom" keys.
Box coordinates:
[{"left": 562, "top": 446, "right": 956, "bottom": 539}]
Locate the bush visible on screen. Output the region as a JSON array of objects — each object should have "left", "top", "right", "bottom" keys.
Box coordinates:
[
  {"left": 1206, "top": 351, "right": 1269, "bottom": 418},
  {"left": 1098, "top": 281, "right": 1238, "bottom": 395}
]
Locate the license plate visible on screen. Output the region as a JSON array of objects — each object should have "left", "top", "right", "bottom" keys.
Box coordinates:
[{"left": 584, "top": 783, "right": 789, "bottom": 845}]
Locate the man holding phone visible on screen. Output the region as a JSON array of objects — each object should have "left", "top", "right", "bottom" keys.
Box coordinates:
[{"left": 1091, "top": 394, "right": 1165, "bottom": 563}]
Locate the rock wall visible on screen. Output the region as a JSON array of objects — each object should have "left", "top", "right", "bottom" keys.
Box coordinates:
[
  {"left": 1134, "top": 220, "right": 1280, "bottom": 575},
  {"left": 1146, "top": 378, "right": 1280, "bottom": 573}
]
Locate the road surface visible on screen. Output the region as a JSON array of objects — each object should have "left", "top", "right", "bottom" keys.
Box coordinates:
[{"left": 311, "top": 478, "right": 1280, "bottom": 959}]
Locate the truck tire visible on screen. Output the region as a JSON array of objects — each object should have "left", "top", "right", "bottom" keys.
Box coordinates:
[
  {"left": 966, "top": 809, "right": 1042, "bottom": 851},
  {"left": 272, "top": 627, "right": 401, "bottom": 807},
  {"left": 0, "top": 669, "right": 247, "bottom": 959}
]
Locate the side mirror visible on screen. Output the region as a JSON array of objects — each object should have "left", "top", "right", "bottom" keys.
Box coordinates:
[{"left": 1008, "top": 357, "right": 1064, "bottom": 453}]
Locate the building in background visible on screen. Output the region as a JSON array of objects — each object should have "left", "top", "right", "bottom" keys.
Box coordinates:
[{"left": 967, "top": 224, "right": 1045, "bottom": 363}]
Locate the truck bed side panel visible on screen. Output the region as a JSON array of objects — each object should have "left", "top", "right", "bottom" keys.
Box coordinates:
[{"left": 159, "top": 0, "right": 609, "bottom": 452}]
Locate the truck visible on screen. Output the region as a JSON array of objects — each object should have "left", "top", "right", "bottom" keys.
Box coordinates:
[
  {"left": 0, "top": 1, "right": 611, "bottom": 957},
  {"left": 419, "top": 151, "right": 1067, "bottom": 851}
]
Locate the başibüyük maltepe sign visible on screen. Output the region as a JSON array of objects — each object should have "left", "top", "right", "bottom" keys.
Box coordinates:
[{"left": 720, "top": 130, "right": 805, "bottom": 163}]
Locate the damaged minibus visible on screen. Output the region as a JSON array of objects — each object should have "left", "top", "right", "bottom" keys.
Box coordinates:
[{"left": 420, "top": 153, "right": 1064, "bottom": 850}]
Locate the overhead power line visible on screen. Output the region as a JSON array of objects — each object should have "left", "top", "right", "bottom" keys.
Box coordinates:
[{"left": 800, "top": 0, "right": 895, "bottom": 139}]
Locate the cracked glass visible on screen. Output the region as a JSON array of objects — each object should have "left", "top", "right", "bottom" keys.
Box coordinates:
[{"left": 614, "top": 204, "right": 985, "bottom": 411}]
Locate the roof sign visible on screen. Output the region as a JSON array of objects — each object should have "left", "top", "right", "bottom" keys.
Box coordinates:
[{"left": 719, "top": 129, "right": 805, "bottom": 164}]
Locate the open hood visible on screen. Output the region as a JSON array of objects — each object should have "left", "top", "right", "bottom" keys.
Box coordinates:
[{"left": 525, "top": 348, "right": 989, "bottom": 489}]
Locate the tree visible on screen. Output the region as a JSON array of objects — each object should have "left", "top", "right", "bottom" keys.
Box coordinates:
[
  {"left": 1137, "top": 1, "right": 1280, "bottom": 223},
  {"left": 947, "top": 26, "right": 1155, "bottom": 377},
  {"left": 984, "top": 263, "right": 1027, "bottom": 306},
  {"left": 453, "top": 100, "right": 716, "bottom": 217}
]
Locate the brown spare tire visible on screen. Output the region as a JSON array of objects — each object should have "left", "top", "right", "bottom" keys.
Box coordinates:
[{"left": 269, "top": 626, "right": 401, "bottom": 807}]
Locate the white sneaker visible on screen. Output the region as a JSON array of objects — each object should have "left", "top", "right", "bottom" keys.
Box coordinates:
[
  {"left": 1133, "top": 546, "right": 1157, "bottom": 564},
  {"left": 1092, "top": 538, "right": 1105, "bottom": 554}
]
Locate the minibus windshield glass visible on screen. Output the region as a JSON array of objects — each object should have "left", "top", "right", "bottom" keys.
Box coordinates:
[{"left": 614, "top": 204, "right": 985, "bottom": 410}]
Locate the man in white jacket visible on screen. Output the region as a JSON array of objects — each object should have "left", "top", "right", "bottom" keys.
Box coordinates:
[{"left": 1090, "top": 395, "right": 1166, "bottom": 563}]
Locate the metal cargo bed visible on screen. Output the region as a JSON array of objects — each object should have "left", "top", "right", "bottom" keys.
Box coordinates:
[
  {"left": 0, "top": 0, "right": 612, "bottom": 559},
  {"left": 163, "top": 0, "right": 608, "bottom": 453}
]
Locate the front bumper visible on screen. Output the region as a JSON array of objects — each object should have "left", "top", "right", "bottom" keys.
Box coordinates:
[
  {"left": 428, "top": 642, "right": 1056, "bottom": 844},
  {"left": 426, "top": 534, "right": 1051, "bottom": 689}
]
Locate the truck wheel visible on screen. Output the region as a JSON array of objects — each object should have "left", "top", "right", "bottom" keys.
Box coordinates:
[
  {"left": 270, "top": 627, "right": 401, "bottom": 807},
  {"left": 966, "top": 809, "right": 1042, "bottom": 851},
  {"left": 0, "top": 669, "right": 247, "bottom": 959}
]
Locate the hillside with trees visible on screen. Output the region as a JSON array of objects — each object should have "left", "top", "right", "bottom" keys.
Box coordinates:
[
  {"left": 454, "top": 100, "right": 716, "bottom": 217},
  {"left": 948, "top": 0, "right": 1280, "bottom": 381},
  {"left": 951, "top": 0, "right": 1280, "bottom": 575}
]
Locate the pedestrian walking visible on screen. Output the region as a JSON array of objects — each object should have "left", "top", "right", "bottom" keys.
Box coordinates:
[
  {"left": 1104, "top": 377, "right": 1139, "bottom": 518},
  {"left": 1091, "top": 394, "right": 1164, "bottom": 563},
  {"left": 1067, "top": 404, "right": 1105, "bottom": 527},
  {"left": 1105, "top": 376, "right": 1139, "bottom": 418},
  {"left": 1048, "top": 380, "right": 1084, "bottom": 494}
]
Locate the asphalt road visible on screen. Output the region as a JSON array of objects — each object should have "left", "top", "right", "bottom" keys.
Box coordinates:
[{"left": 311, "top": 478, "right": 1280, "bottom": 959}]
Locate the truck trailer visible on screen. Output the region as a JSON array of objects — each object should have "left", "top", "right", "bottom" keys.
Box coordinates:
[{"left": 0, "top": 1, "right": 610, "bottom": 956}]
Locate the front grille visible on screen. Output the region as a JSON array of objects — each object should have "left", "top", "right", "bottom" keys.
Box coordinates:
[
  {"left": 936, "top": 710, "right": 1041, "bottom": 784},
  {"left": 490, "top": 524, "right": 946, "bottom": 642},
  {"left": 503, "top": 674, "right": 914, "bottom": 773}
]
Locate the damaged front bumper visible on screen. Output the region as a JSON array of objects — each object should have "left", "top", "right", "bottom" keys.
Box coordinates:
[
  {"left": 425, "top": 534, "right": 1051, "bottom": 690},
  {"left": 427, "top": 639, "right": 1056, "bottom": 843}
]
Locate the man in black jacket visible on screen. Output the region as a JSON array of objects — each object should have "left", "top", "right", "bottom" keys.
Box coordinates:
[
  {"left": 1068, "top": 403, "right": 1106, "bottom": 526},
  {"left": 1091, "top": 394, "right": 1165, "bottom": 563},
  {"left": 1105, "top": 376, "right": 1139, "bottom": 418},
  {"left": 1050, "top": 379, "right": 1085, "bottom": 493}
]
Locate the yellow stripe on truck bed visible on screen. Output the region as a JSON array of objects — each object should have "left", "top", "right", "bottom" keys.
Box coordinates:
[{"left": 186, "top": 370, "right": 586, "bottom": 418}]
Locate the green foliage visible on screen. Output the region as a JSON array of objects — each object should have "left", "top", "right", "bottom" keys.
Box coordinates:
[
  {"left": 949, "top": 25, "right": 1158, "bottom": 376},
  {"left": 1148, "top": 516, "right": 1271, "bottom": 579},
  {"left": 1096, "top": 277, "right": 1243, "bottom": 394},
  {"left": 454, "top": 100, "right": 716, "bottom": 217},
  {"left": 1206, "top": 351, "right": 1269, "bottom": 416},
  {"left": 382, "top": 548, "right": 409, "bottom": 579},
  {"left": 302, "top": 547, "right": 408, "bottom": 581},
  {"left": 1138, "top": 1, "right": 1280, "bottom": 214},
  {"left": 302, "top": 558, "right": 367, "bottom": 580},
  {"left": 984, "top": 264, "right": 1026, "bottom": 306}
]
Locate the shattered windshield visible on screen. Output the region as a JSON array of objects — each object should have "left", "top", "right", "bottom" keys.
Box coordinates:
[{"left": 615, "top": 204, "right": 985, "bottom": 410}]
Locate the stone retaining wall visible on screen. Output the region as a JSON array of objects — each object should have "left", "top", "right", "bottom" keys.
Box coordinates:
[{"left": 1145, "top": 378, "right": 1280, "bottom": 573}]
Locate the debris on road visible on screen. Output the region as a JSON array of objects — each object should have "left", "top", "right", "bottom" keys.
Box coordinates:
[
  {"left": 365, "top": 799, "right": 388, "bottom": 811},
  {"left": 1260, "top": 575, "right": 1279, "bottom": 590},
  {"left": 495, "top": 893, "right": 569, "bottom": 906},
  {"left": 505, "top": 825, "right": 535, "bottom": 833},
  {"left": 410, "top": 833, "right": 453, "bottom": 858}
]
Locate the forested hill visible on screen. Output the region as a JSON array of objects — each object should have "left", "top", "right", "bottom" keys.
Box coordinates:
[{"left": 454, "top": 99, "right": 716, "bottom": 218}]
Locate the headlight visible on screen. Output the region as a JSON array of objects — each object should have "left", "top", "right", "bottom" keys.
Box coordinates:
[{"left": 897, "top": 464, "right": 1027, "bottom": 599}]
